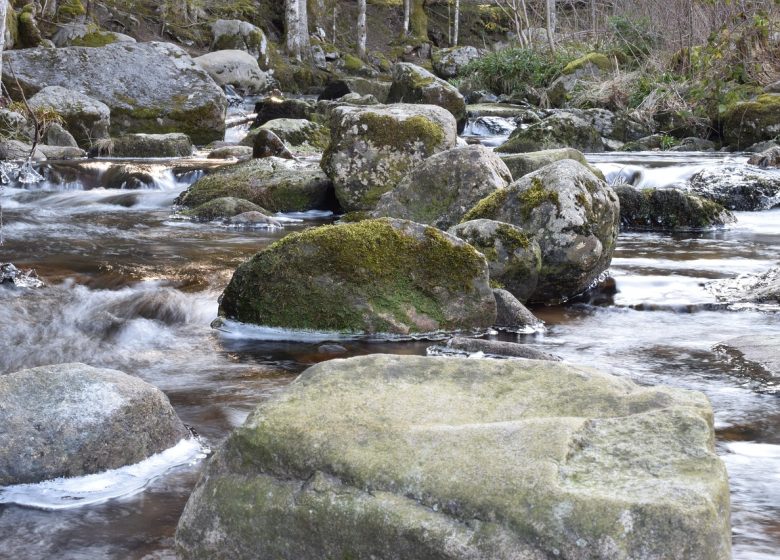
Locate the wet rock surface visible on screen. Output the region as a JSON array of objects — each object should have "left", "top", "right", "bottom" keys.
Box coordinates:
[{"left": 688, "top": 165, "right": 780, "bottom": 211}]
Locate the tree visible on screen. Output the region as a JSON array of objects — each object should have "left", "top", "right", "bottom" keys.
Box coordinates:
[
  {"left": 403, "top": 0, "right": 410, "bottom": 36},
  {"left": 285, "top": 0, "right": 309, "bottom": 60},
  {"left": 545, "top": 0, "right": 556, "bottom": 50},
  {"left": 452, "top": 0, "right": 460, "bottom": 46},
  {"left": 0, "top": 0, "right": 6, "bottom": 82},
  {"left": 297, "top": 0, "right": 310, "bottom": 57},
  {"left": 357, "top": 0, "right": 367, "bottom": 60}
]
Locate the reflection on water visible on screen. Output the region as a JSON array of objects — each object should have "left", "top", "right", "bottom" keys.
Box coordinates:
[{"left": 0, "top": 154, "right": 779, "bottom": 558}]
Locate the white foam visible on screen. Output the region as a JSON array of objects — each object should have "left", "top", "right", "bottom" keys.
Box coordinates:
[{"left": 0, "top": 438, "right": 208, "bottom": 510}]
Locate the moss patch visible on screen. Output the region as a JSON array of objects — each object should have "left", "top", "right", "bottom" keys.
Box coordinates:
[
  {"left": 71, "top": 32, "right": 118, "bottom": 48},
  {"left": 518, "top": 178, "right": 561, "bottom": 221},
  {"left": 462, "top": 188, "right": 508, "bottom": 222},
  {"left": 56, "top": 0, "right": 86, "bottom": 22},
  {"left": 563, "top": 53, "right": 613, "bottom": 74},
  {"left": 358, "top": 113, "right": 444, "bottom": 153}
]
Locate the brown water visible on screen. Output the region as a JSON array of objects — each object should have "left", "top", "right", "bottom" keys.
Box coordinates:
[{"left": 0, "top": 151, "right": 778, "bottom": 559}]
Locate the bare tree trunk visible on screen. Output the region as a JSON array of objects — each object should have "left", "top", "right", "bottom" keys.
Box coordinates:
[
  {"left": 403, "top": 0, "right": 410, "bottom": 36},
  {"left": 285, "top": 0, "right": 302, "bottom": 60},
  {"left": 453, "top": 0, "right": 460, "bottom": 46},
  {"left": 590, "top": 0, "right": 597, "bottom": 37},
  {"left": 298, "top": 0, "right": 310, "bottom": 58},
  {"left": 357, "top": 0, "right": 367, "bottom": 59},
  {"left": 546, "top": 0, "right": 556, "bottom": 51},
  {"left": 0, "top": 0, "right": 6, "bottom": 83}
]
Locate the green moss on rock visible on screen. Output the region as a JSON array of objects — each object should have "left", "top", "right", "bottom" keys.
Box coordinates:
[
  {"left": 722, "top": 94, "right": 780, "bottom": 149},
  {"left": 181, "top": 197, "right": 268, "bottom": 222},
  {"left": 563, "top": 53, "right": 614, "bottom": 74},
  {"left": 70, "top": 32, "right": 118, "bottom": 47},
  {"left": 518, "top": 177, "right": 560, "bottom": 221},
  {"left": 56, "top": 0, "right": 86, "bottom": 22}
]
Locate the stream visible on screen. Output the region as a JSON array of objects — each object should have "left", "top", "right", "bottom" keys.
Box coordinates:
[{"left": 0, "top": 113, "right": 779, "bottom": 559}]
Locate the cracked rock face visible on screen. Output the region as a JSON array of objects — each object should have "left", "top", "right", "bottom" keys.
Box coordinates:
[{"left": 176, "top": 354, "right": 731, "bottom": 560}]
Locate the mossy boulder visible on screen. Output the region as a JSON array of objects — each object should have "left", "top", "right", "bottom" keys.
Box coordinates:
[
  {"left": 345, "top": 77, "right": 392, "bottom": 103},
  {"left": 211, "top": 19, "right": 269, "bottom": 68},
  {"left": 748, "top": 146, "right": 780, "bottom": 168},
  {"left": 463, "top": 160, "right": 619, "bottom": 304},
  {"left": 110, "top": 133, "right": 193, "bottom": 158},
  {"left": 387, "top": 63, "right": 467, "bottom": 132},
  {"left": 449, "top": 220, "right": 542, "bottom": 303},
  {"left": 18, "top": 8, "right": 43, "bottom": 48},
  {"left": 181, "top": 197, "right": 267, "bottom": 222},
  {"left": 217, "top": 218, "right": 495, "bottom": 334},
  {"left": 176, "top": 354, "right": 731, "bottom": 560},
  {"left": 207, "top": 145, "right": 253, "bottom": 160},
  {"left": 499, "top": 147, "right": 603, "bottom": 181},
  {"left": 28, "top": 86, "right": 111, "bottom": 149},
  {"left": 176, "top": 157, "right": 334, "bottom": 213},
  {"left": 372, "top": 145, "right": 511, "bottom": 229},
  {"left": 259, "top": 118, "right": 329, "bottom": 152},
  {"left": 688, "top": 164, "right": 780, "bottom": 210},
  {"left": 547, "top": 53, "right": 615, "bottom": 107},
  {"left": 51, "top": 23, "right": 135, "bottom": 47},
  {"left": 250, "top": 129, "right": 294, "bottom": 159},
  {"left": 614, "top": 185, "right": 736, "bottom": 231},
  {"left": 252, "top": 97, "right": 313, "bottom": 128},
  {"left": 496, "top": 113, "right": 604, "bottom": 154},
  {"left": 56, "top": 0, "right": 86, "bottom": 22},
  {"left": 2, "top": 42, "right": 227, "bottom": 144},
  {"left": 431, "top": 46, "right": 481, "bottom": 79},
  {"left": 722, "top": 94, "right": 780, "bottom": 149},
  {"left": 194, "top": 50, "right": 269, "bottom": 95},
  {"left": 321, "top": 104, "right": 457, "bottom": 212}
]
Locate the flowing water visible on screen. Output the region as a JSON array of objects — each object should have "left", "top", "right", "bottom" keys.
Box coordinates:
[{"left": 0, "top": 118, "right": 779, "bottom": 558}]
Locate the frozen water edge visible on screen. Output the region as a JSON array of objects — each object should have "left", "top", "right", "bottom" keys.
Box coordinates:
[{"left": 0, "top": 437, "right": 209, "bottom": 511}]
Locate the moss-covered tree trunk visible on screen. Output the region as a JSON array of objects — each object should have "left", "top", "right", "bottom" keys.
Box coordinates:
[{"left": 410, "top": 0, "right": 427, "bottom": 41}]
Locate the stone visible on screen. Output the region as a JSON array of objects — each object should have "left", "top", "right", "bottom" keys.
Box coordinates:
[
  {"left": 499, "top": 148, "right": 599, "bottom": 181},
  {"left": 110, "top": 133, "right": 193, "bottom": 158},
  {"left": 0, "top": 139, "right": 46, "bottom": 161},
  {"left": 345, "top": 77, "right": 392, "bottom": 104},
  {"left": 37, "top": 145, "right": 85, "bottom": 159},
  {"left": 207, "top": 145, "right": 253, "bottom": 160},
  {"left": 721, "top": 94, "right": 780, "bottom": 150},
  {"left": 707, "top": 266, "right": 780, "bottom": 304},
  {"left": 194, "top": 50, "right": 269, "bottom": 95},
  {"left": 747, "top": 146, "right": 780, "bottom": 168},
  {"left": 321, "top": 104, "right": 457, "bottom": 212},
  {"left": 431, "top": 46, "right": 481, "bottom": 79},
  {"left": 449, "top": 220, "right": 542, "bottom": 303},
  {"left": 253, "top": 97, "right": 313, "bottom": 128},
  {"left": 0, "top": 363, "right": 189, "bottom": 485},
  {"left": 668, "top": 137, "right": 717, "bottom": 152},
  {"left": 317, "top": 80, "right": 352, "bottom": 101},
  {"left": 466, "top": 104, "right": 542, "bottom": 120},
  {"left": 387, "top": 63, "right": 467, "bottom": 132},
  {"left": 614, "top": 185, "right": 736, "bottom": 231},
  {"left": 622, "top": 134, "right": 667, "bottom": 152},
  {"left": 28, "top": 86, "right": 111, "bottom": 149},
  {"left": 182, "top": 197, "right": 268, "bottom": 222},
  {"left": 259, "top": 118, "right": 329, "bottom": 152},
  {"left": 496, "top": 113, "right": 604, "bottom": 154},
  {"left": 211, "top": 19, "right": 270, "bottom": 67},
  {"left": 45, "top": 123, "right": 78, "bottom": 148},
  {"left": 225, "top": 211, "right": 282, "bottom": 228},
  {"left": 547, "top": 53, "right": 615, "bottom": 107},
  {"left": 493, "top": 288, "right": 541, "bottom": 329},
  {"left": 688, "top": 164, "right": 780, "bottom": 211},
  {"left": 714, "top": 336, "right": 780, "bottom": 384},
  {"left": 176, "top": 157, "right": 334, "bottom": 213},
  {"left": 0, "top": 109, "right": 31, "bottom": 141},
  {"left": 176, "top": 354, "right": 731, "bottom": 560},
  {"left": 463, "top": 160, "right": 619, "bottom": 304},
  {"left": 0, "top": 263, "right": 44, "bottom": 289},
  {"left": 445, "top": 337, "right": 560, "bottom": 361},
  {"left": 250, "top": 129, "right": 294, "bottom": 159},
  {"left": 2, "top": 42, "right": 227, "bottom": 144},
  {"left": 217, "top": 219, "right": 496, "bottom": 335},
  {"left": 372, "top": 145, "right": 511, "bottom": 229}
]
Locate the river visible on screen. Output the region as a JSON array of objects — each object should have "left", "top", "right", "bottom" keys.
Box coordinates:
[{"left": 0, "top": 117, "right": 778, "bottom": 559}]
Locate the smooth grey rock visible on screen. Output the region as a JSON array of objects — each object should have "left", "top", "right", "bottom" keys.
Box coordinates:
[
  {"left": 176, "top": 354, "right": 731, "bottom": 560},
  {"left": 0, "top": 139, "right": 46, "bottom": 161},
  {"left": 0, "top": 363, "right": 189, "bottom": 485},
  {"left": 45, "top": 122, "right": 79, "bottom": 148},
  {"left": 688, "top": 164, "right": 780, "bottom": 211},
  {"left": 446, "top": 336, "right": 560, "bottom": 361},
  {"left": 111, "top": 133, "right": 193, "bottom": 158},
  {"left": 499, "top": 147, "right": 596, "bottom": 181},
  {"left": 207, "top": 145, "right": 253, "bottom": 160},
  {"left": 432, "top": 46, "right": 481, "bottom": 79},
  {"left": 28, "top": 86, "right": 110, "bottom": 148},
  {"left": 715, "top": 336, "right": 780, "bottom": 381},
  {"left": 194, "top": 50, "right": 269, "bottom": 95},
  {"left": 211, "top": 19, "right": 270, "bottom": 67},
  {"left": 493, "top": 288, "right": 541, "bottom": 329},
  {"left": 37, "top": 145, "right": 85, "bottom": 159},
  {"left": 496, "top": 112, "right": 604, "bottom": 153},
  {"left": 225, "top": 211, "right": 282, "bottom": 228}
]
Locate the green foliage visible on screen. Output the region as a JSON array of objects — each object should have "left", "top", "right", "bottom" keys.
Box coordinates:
[
  {"left": 460, "top": 47, "right": 579, "bottom": 97},
  {"left": 660, "top": 134, "right": 678, "bottom": 151}
]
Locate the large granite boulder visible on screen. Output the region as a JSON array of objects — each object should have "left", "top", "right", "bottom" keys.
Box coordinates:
[
  {"left": 258, "top": 118, "right": 329, "bottom": 152},
  {"left": 110, "top": 133, "right": 193, "bottom": 158},
  {"left": 372, "top": 145, "right": 511, "bottom": 229},
  {"left": 688, "top": 164, "right": 780, "bottom": 211},
  {"left": 547, "top": 53, "right": 615, "bottom": 107},
  {"left": 614, "top": 185, "right": 736, "bottom": 231},
  {"left": 176, "top": 157, "right": 334, "bottom": 213},
  {"left": 217, "top": 218, "right": 496, "bottom": 335},
  {"left": 496, "top": 113, "right": 604, "bottom": 154},
  {"left": 182, "top": 197, "right": 268, "bottom": 222},
  {"left": 449, "top": 219, "right": 542, "bottom": 303},
  {"left": 432, "top": 46, "right": 481, "bottom": 79},
  {"left": 387, "top": 63, "right": 467, "bottom": 131},
  {"left": 463, "top": 160, "right": 619, "bottom": 304},
  {"left": 176, "top": 354, "right": 731, "bottom": 560},
  {"left": 28, "top": 86, "right": 110, "bottom": 149},
  {"left": 0, "top": 139, "right": 46, "bottom": 161},
  {"left": 194, "top": 50, "right": 269, "bottom": 95},
  {"left": 721, "top": 94, "right": 780, "bottom": 149},
  {"left": 2, "top": 42, "right": 227, "bottom": 144},
  {"left": 321, "top": 104, "right": 457, "bottom": 211},
  {"left": 0, "top": 363, "right": 189, "bottom": 485},
  {"left": 499, "top": 147, "right": 600, "bottom": 180},
  {"left": 210, "top": 19, "right": 270, "bottom": 68}
]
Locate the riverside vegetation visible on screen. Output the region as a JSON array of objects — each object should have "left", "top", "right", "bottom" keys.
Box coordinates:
[{"left": 1, "top": 1, "right": 780, "bottom": 559}]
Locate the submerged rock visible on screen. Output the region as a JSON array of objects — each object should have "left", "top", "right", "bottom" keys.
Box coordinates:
[
  {"left": 495, "top": 112, "right": 604, "bottom": 154},
  {"left": 0, "top": 263, "right": 44, "bottom": 289},
  {"left": 499, "top": 147, "right": 599, "bottom": 181},
  {"left": 176, "top": 158, "right": 334, "bottom": 213},
  {"left": 321, "top": 104, "right": 457, "bottom": 212},
  {"left": 182, "top": 197, "right": 268, "bottom": 222},
  {"left": 111, "top": 133, "right": 193, "bottom": 158},
  {"left": 445, "top": 336, "right": 560, "bottom": 361},
  {"left": 28, "top": 86, "right": 110, "bottom": 149},
  {"left": 449, "top": 220, "right": 541, "bottom": 303},
  {"left": 225, "top": 211, "right": 282, "bottom": 228},
  {"left": 688, "top": 165, "right": 780, "bottom": 210},
  {"left": 614, "top": 185, "right": 735, "bottom": 231},
  {"left": 176, "top": 354, "right": 731, "bottom": 560},
  {"left": 714, "top": 335, "right": 780, "bottom": 383},
  {"left": 0, "top": 363, "right": 189, "bottom": 485},
  {"left": 387, "top": 63, "right": 467, "bottom": 131},
  {"left": 372, "top": 145, "right": 511, "bottom": 229},
  {"left": 2, "top": 42, "right": 227, "bottom": 144},
  {"left": 463, "top": 160, "right": 619, "bottom": 304},
  {"left": 218, "top": 218, "right": 496, "bottom": 335}
]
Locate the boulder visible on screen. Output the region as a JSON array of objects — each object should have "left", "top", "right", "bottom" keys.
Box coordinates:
[
  {"left": 259, "top": 118, "right": 329, "bottom": 152},
  {"left": 445, "top": 337, "right": 560, "bottom": 361},
  {"left": 45, "top": 123, "right": 79, "bottom": 148},
  {"left": 0, "top": 263, "right": 44, "bottom": 289},
  {"left": 28, "top": 86, "right": 111, "bottom": 149},
  {"left": 2, "top": 42, "right": 227, "bottom": 144},
  {"left": 250, "top": 129, "right": 294, "bottom": 159},
  {"left": 345, "top": 77, "right": 392, "bottom": 104},
  {"left": 387, "top": 63, "right": 467, "bottom": 131},
  {"left": 225, "top": 211, "right": 282, "bottom": 228},
  {"left": 37, "top": 145, "right": 85, "bottom": 159},
  {"left": 467, "top": 104, "right": 542, "bottom": 120},
  {"left": 547, "top": 53, "right": 615, "bottom": 107},
  {"left": 210, "top": 19, "right": 270, "bottom": 67},
  {"left": 51, "top": 23, "right": 135, "bottom": 47},
  {"left": 253, "top": 97, "right": 313, "bottom": 128},
  {"left": 176, "top": 157, "right": 334, "bottom": 213},
  {"left": 217, "top": 219, "right": 496, "bottom": 334},
  {"left": 579, "top": 108, "right": 651, "bottom": 143},
  {"left": 432, "top": 46, "right": 481, "bottom": 79},
  {"left": 194, "top": 50, "right": 269, "bottom": 95},
  {"left": 0, "top": 363, "right": 189, "bottom": 485},
  {"left": 496, "top": 113, "right": 604, "bottom": 154},
  {"left": 622, "top": 134, "right": 667, "bottom": 152},
  {"left": 721, "top": 94, "right": 780, "bottom": 150},
  {"left": 0, "top": 139, "right": 46, "bottom": 161},
  {"left": 707, "top": 266, "right": 780, "bottom": 304},
  {"left": 207, "top": 145, "right": 253, "bottom": 160},
  {"left": 182, "top": 197, "right": 268, "bottom": 222},
  {"left": 614, "top": 185, "right": 736, "bottom": 231},
  {"left": 110, "top": 133, "right": 193, "bottom": 158},
  {"left": 493, "top": 288, "right": 542, "bottom": 329},
  {"left": 321, "top": 104, "right": 457, "bottom": 212},
  {"left": 714, "top": 335, "right": 780, "bottom": 380},
  {"left": 499, "top": 148, "right": 598, "bottom": 180},
  {"left": 747, "top": 146, "right": 780, "bottom": 168},
  {"left": 176, "top": 354, "right": 731, "bottom": 560},
  {"left": 688, "top": 165, "right": 780, "bottom": 210},
  {"left": 463, "top": 160, "right": 619, "bottom": 304},
  {"left": 668, "top": 137, "right": 716, "bottom": 152},
  {"left": 449, "top": 219, "right": 542, "bottom": 303},
  {"left": 372, "top": 145, "right": 511, "bottom": 229}
]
